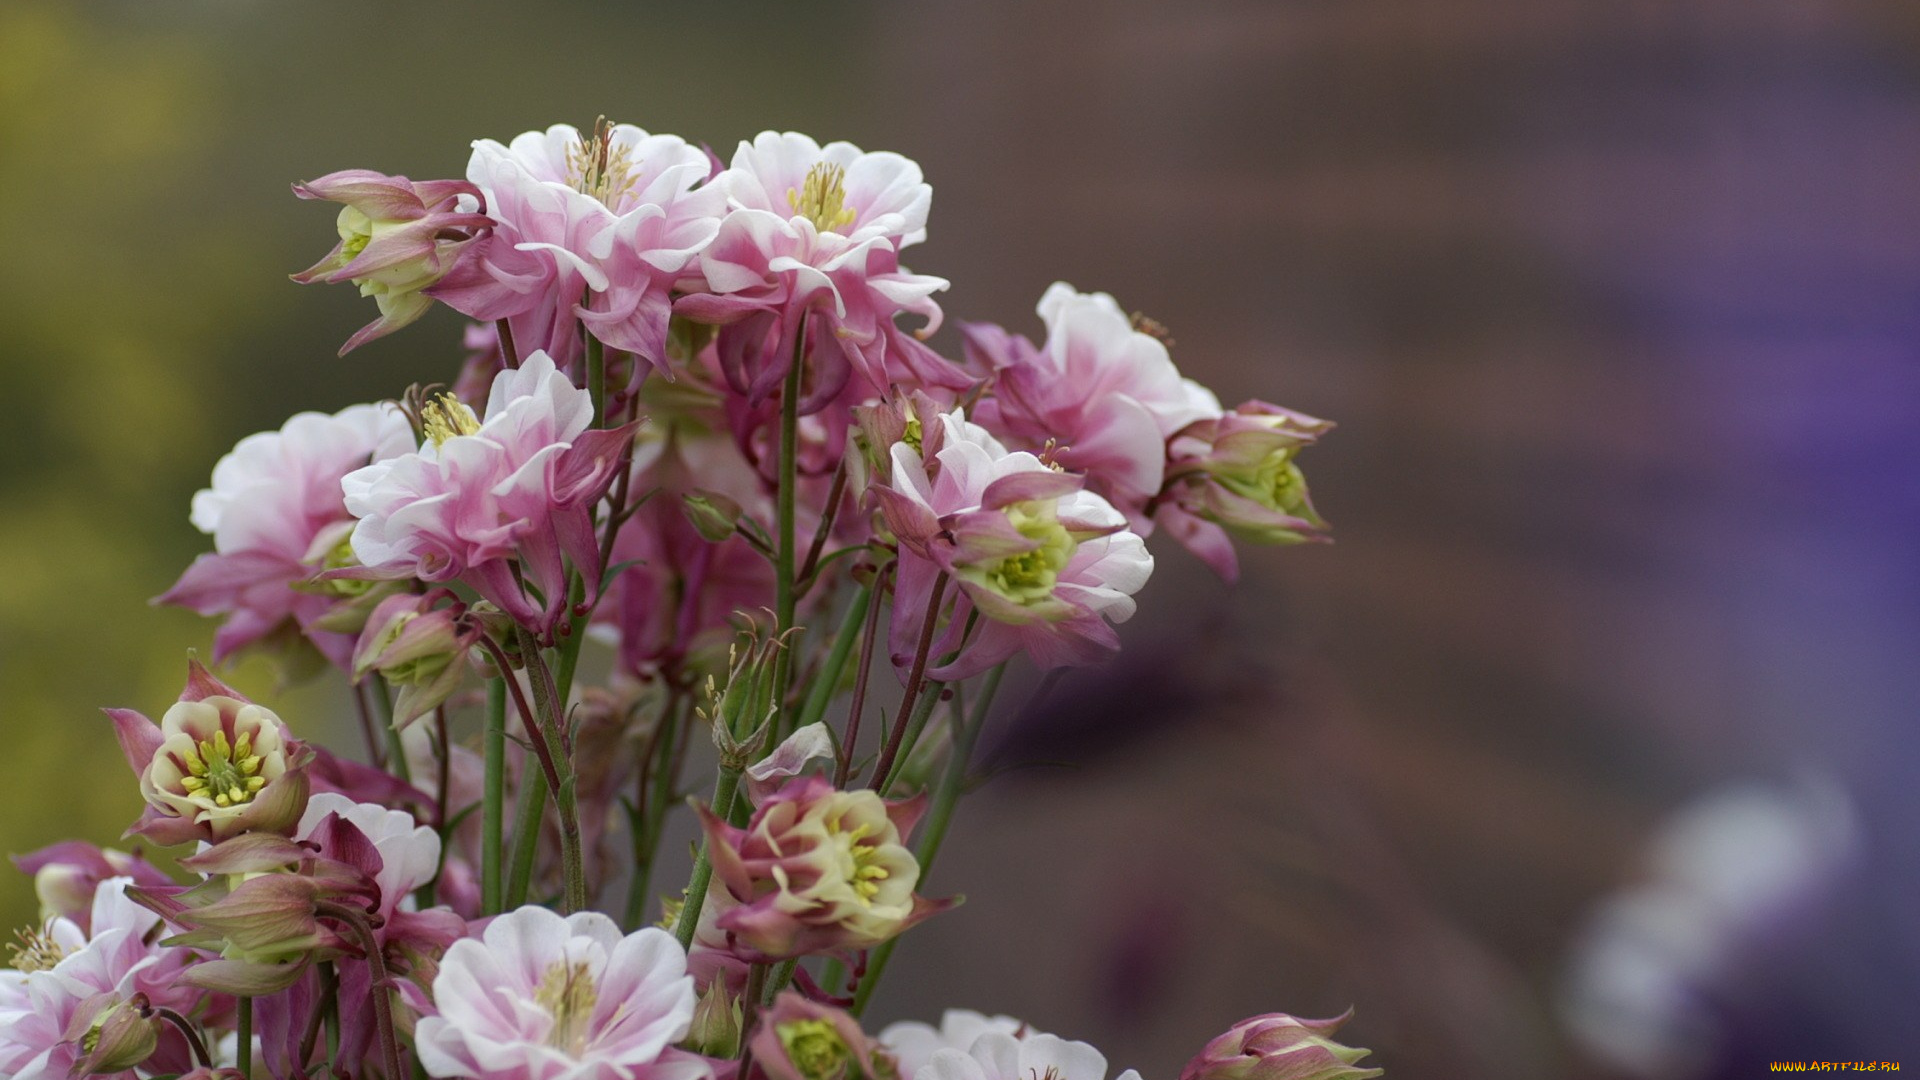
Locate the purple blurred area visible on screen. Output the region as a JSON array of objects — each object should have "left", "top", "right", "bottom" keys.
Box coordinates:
[{"left": 3, "top": 1, "right": 1918, "bottom": 1076}]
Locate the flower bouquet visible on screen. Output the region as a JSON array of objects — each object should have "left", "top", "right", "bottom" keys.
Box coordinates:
[{"left": 1, "top": 120, "right": 1379, "bottom": 1080}]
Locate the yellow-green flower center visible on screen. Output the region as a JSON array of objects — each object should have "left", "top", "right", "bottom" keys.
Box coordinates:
[
  {"left": 1223, "top": 449, "right": 1305, "bottom": 514},
  {"left": 336, "top": 206, "right": 374, "bottom": 260},
  {"left": 788, "top": 162, "right": 857, "bottom": 234},
  {"left": 972, "top": 502, "right": 1076, "bottom": 606},
  {"left": 901, "top": 416, "right": 923, "bottom": 455},
  {"left": 534, "top": 960, "right": 599, "bottom": 1055},
  {"left": 567, "top": 117, "right": 639, "bottom": 209},
  {"left": 826, "top": 815, "right": 889, "bottom": 905},
  {"left": 422, "top": 393, "right": 482, "bottom": 448},
  {"left": 178, "top": 729, "right": 266, "bottom": 808},
  {"left": 778, "top": 1018, "right": 851, "bottom": 1080},
  {"left": 7, "top": 926, "right": 68, "bottom": 973}
]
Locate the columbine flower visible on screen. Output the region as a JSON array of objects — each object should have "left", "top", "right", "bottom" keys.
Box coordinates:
[
  {"left": 695, "top": 777, "right": 947, "bottom": 960},
  {"left": 877, "top": 1010, "right": 1024, "bottom": 1079},
  {"left": 108, "top": 661, "right": 311, "bottom": 846},
  {"left": 291, "top": 170, "right": 493, "bottom": 354},
  {"left": 10, "top": 843, "right": 171, "bottom": 932},
  {"left": 878, "top": 1012, "right": 1139, "bottom": 1080},
  {"left": 158, "top": 402, "right": 415, "bottom": 672},
  {"left": 676, "top": 131, "right": 969, "bottom": 412},
  {"left": 969, "top": 283, "right": 1222, "bottom": 526},
  {"left": 431, "top": 120, "right": 724, "bottom": 370},
  {"left": 1179, "top": 1012, "right": 1382, "bottom": 1080},
  {"left": 0, "top": 878, "right": 200, "bottom": 1080},
  {"left": 753, "top": 993, "right": 899, "bottom": 1080},
  {"left": 341, "top": 351, "right": 637, "bottom": 640},
  {"left": 873, "top": 408, "right": 1153, "bottom": 681},
  {"left": 414, "top": 906, "right": 711, "bottom": 1080},
  {"left": 1156, "top": 401, "right": 1333, "bottom": 581}
]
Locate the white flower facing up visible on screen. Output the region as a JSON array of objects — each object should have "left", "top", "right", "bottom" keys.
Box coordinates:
[
  {"left": 880, "top": 1012, "right": 1141, "bottom": 1080},
  {"left": 415, "top": 906, "right": 712, "bottom": 1080}
]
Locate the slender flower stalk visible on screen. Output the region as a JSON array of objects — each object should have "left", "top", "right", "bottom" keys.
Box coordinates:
[
  {"left": 772, "top": 322, "right": 806, "bottom": 703},
  {"left": 868, "top": 572, "right": 949, "bottom": 789},
  {"left": 481, "top": 675, "right": 507, "bottom": 914},
  {"left": 853, "top": 663, "right": 1004, "bottom": 1015}
]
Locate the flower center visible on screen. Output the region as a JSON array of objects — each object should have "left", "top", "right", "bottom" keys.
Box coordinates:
[
  {"left": 901, "top": 416, "right": 923, "bottom": 454},
  {"left": 826, "top": 815, "right": 889, "bottom": 905},
  {"left": 336, "top": 206, "right": 374, "bottom": 259},
  {"left": 777, "top": 1018, "right": 851, "bottom": 1080},
  {"left": 566, "top": 116, "right": 639, "bottom": 209},
  {"left": 421, "top": 393, "right": 481, "bottom": 447},
  {"left": 974, "top": 502, "right": 1076, "bottom": 606},
  {"left": 788, "top": 162, "right": 857, "bottom": 234},
  {"left": 178, "top": 729, "right": 266, "bottom": 808},
  {"left": 534, "top": 960, "right": 599, "bottom": 1056},
  {"left": 7, "top": 926, "right": 68, "bottom": 973}
]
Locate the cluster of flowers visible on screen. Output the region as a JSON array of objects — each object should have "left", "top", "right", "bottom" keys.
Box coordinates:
[{"left": 2, "top": 120, "right": 1375, "bottom": 1080}]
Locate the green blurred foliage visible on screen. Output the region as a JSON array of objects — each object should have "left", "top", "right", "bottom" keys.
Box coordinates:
[{"left": 0, "top": 0, "right": 875, "bottom": 934}]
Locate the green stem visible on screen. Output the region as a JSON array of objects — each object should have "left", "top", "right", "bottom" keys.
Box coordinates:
[
  {"left": 794, "top": 583, "right": 872, "bottom": 736},
  {"left": 764, "top": 957, "right": 798, "bottom": 1004},
  {"left": 625, "top": 692, "right": 685, "bottom": 929},
  {"left": 517, "top": 627, "right": 587, "bottom": 914},
  {"left": 771, "top": 322, "right": 805, "bottom": 705},
  {"left": 236, "top": 996, "right": 252, "bottom": 1077},
  {"left": 586, "top": 332, "right": 607, "bottom": 428},
  {"left": 482, "top": 676, "right": 507, "bottom": 915},
  {"left": 852, "top": 663, "right": 1005, "bottom": 1017},
  {"left": 880, "top": 678, "right": 946, "bottom": 796},
  {"left": 867, "top": 572, "right": 949, "bottom": 788},
  {"left": 672, "top": 764, "right": 742, "bottom": 950},
  {"left": 369, "top": 676, "right": 409, "bottom": 784},
  {"left": 506, "top": 765, "right": 548, "bottom": 908}
]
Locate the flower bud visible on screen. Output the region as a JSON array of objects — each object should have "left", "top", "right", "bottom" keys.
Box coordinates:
[
  {"left": 752, "top": 992, "right": 899, "bottom": 1080},
  {"left": 683, "top": 978, "right": 744, "bottom": 1058},
  {"left": 352, "top": 592, "right": 477, "bottom": 727},
  {"left": 683, "top": 489, "right": 746, "bottom": 543},
  {"left": 1165, "top": 401, "right": 1332, "bottom": 548},
  {"left": 64, "top": 994, "right": 160, "bottom": 1076},
  {"left": 1179, "top": 1011, "right": 1382, "bottom": 1080}
]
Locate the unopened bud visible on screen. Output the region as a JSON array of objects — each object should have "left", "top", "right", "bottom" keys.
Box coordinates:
[
  {"left": 683, "top": 979, "right": 743, "bottom": 1058},
  {"left": 1180, "top": 1011, "right": 1382, "bottom": 1080}
]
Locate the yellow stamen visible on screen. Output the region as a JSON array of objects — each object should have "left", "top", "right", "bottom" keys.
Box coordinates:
[
  {"left": 8, "top": 926, "right": 69, "bottom": 973},
  {"left": 566, "top": 116, "right": 640, "bottom": 209},
  {"left": 421, "top": 393, "right": 482, "bottom": 448},
  {"left": 534, "top": 960, "right": 599, "bottom": 1055},
  {"left": 787, "top": 162, "right": 857, "bottom": 234}
]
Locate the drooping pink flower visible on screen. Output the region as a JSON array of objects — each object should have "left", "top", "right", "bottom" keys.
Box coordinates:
[
  {"left": 341, "top": 351, "right": 636, "bottom": 640},
  {"left": 676, "top": 131, "right": 970, "bottom": 411},
  {"left": 873, "top": 408, "right": 1153, "bottom": 681},
  {"left": 751, "top": 992, "right": 899, "bottom": 1080},
  {"left": 431, "top": 121, "right": 724, "bottom": 372},
  {"left": 158, "top": 402, "right": 415, "bottom": 671},
  {"left": 414, "top": 906, "right": 711, "bottom": 1080},
  {"left": 969, "top": 283, "right": 1222, "bottom": 525},
  {"left": 1179, "top": 1012, "right": 1381, "bottom": 1080},
  {"left": 695, "top": 776, "right": 949, "bottom": 962},
  {"left": 1154, "top": 401, "right": 1333, "bottom": 581},
  {"left": 291, "top": 170, "right": 493, "bottom": 354},
  {"left": 107, "top": 661, "right": 312, "bottom": 847}
]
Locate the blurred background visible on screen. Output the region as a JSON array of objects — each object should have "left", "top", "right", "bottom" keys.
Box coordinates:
[{"left": 3, "top": 1, "right": 1918, "bottom": 1076}]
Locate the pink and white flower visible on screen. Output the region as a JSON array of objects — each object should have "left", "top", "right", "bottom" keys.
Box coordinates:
[
  {"left": 341, "top": 351, "right": 635, "bottom": 639},
  {"left": 158, "top": 402, "right": 415, "bottom": 670},
  {"left": 432, "top": 121, "right": 724, "bottom": 371},
  {"left": 1155, "top": 401, "right": 1333, "bottom": 581},
  {"left": 677, "top": 131, "right": 969, "bottom": 411},
  {"left": 414, "top": 906, "right": 711, "bottom": 1080},
  {"left": 0, "top": 878, "right": 200, "bottom": 1080},
  {"left": 874, "top": 408, "right": 1153, "bottom": 681},
  {"left": 695, "top": 776, "right": 948, "bottom": 961},
  {"left": 878, "top": 1012, "right": 1141, "bottom": 1080},
  {"left": 10, "top": 843, "right": 172, "bottom": 933},
  {"left": 291, "top": 170, "right": 493, "bottom": 354},
  {"left": 970, "top": 283, "right": 1222, "bottom": 525}
]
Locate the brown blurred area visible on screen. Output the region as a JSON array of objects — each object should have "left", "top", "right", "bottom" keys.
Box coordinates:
[{"left": 4, "top": 1, "right": 1918, "bottom": 1077}]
